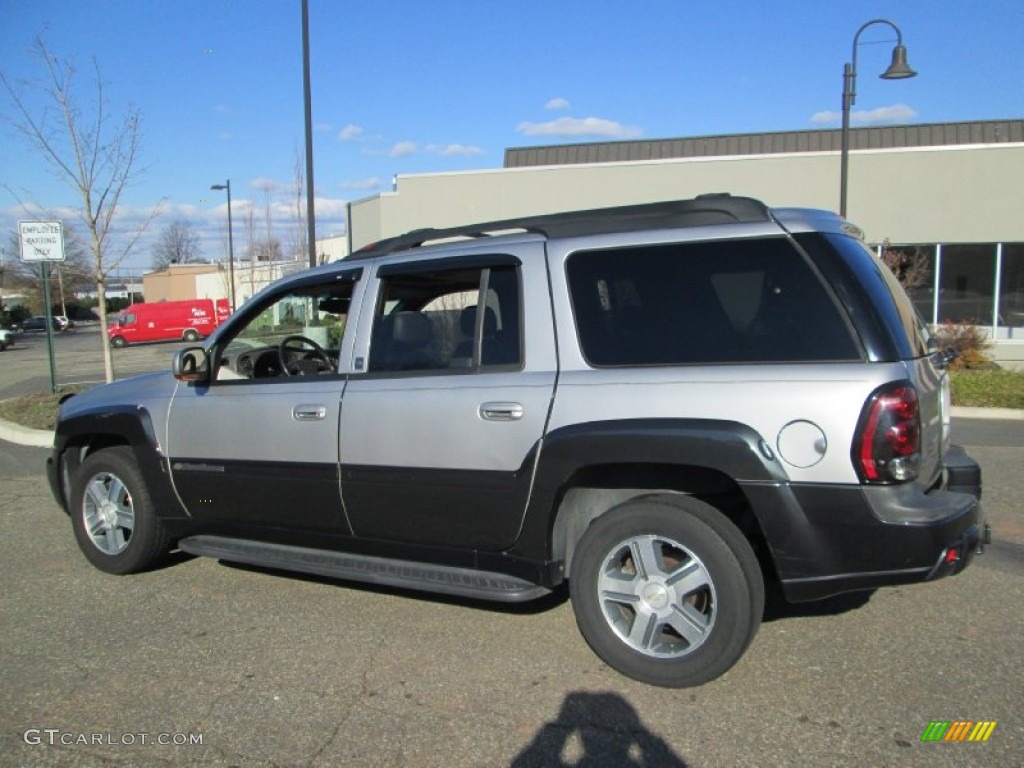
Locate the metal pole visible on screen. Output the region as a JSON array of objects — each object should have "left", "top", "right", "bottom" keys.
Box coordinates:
[
  {"left": 212, "top": 181, "right": 237, "bottom": 311},
  {"left": 226, "top": 180, "right": 236, "bottom": 311},
  {"left": 839, "top": 61, "right": 855, "bottom": 218},
  {"left": 41, "top": 262, "right": 58, "bottom": 393},
  {"left": 838, "top": 19, "right": 915, "bottom": 219},
  {"left": 302, "top": 0, "right": 317, "bottom": 268}
]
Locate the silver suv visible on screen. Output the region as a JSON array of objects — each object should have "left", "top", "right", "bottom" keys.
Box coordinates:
[{"left": 47, "top": 195, "right": 985, "bottom": 687}]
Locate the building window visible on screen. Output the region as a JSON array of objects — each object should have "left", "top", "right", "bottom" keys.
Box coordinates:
[
  {"left": 1000, "top": 243, "right": 1024, "bottom": 338},
  {"left": 938, "top": 244, "right": 996, "bottom": 326}
]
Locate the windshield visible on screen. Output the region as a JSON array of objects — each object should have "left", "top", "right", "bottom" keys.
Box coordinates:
[{"left": 217, "top": 283, "right": 352, "bottom": 359}]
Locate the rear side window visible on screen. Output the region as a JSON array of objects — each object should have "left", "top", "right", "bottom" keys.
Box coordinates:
[
  {"left": 566, "top": 237, "right": 860, "bottom": 366},
  {"left": 368, "top": 264, "right": 521, "bottom": 373}
]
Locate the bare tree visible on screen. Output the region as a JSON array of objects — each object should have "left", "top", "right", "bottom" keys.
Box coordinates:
[
  {"left": 151, "top": 219, "right": 203, "bottom": 269},
  {"left": 260, "top": 182, "right": 277, "bottom": 262},
  {"left": 1, "top": 38, "right": 161, "bottom": 382},
  {"left": 290, "top": 147, "right": 308, "bottom": 262},
  {"left": 243, "top": 201, "right": 257, "bottom": 297}
]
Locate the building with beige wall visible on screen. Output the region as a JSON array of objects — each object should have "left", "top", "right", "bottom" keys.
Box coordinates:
[{"left": 142, "top": 264, "right": 222, "bottom": 303}]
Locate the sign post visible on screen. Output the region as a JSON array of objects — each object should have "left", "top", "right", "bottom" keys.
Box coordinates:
[{"left": 18, "top": 221, "right": 67, "bottom": 394}]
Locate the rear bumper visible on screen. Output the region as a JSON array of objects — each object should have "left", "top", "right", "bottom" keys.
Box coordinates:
[{"left": 744, "top": 446, "right": 986, "bottom": 603}]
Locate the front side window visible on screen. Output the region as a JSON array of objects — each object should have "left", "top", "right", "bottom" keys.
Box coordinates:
[
  {"left": 567, "top": 238, "right": 860, "bottom": 366},
  {"left": 368, "top": 264, "right": 521, "bottom": 373},
  {"left": 213, "top": 277, "right": 355, "bottom": 380}
]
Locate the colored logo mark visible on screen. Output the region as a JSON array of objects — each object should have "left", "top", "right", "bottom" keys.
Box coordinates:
[{"left": 921, "top": 721, "right": 997, "bottom": 742}]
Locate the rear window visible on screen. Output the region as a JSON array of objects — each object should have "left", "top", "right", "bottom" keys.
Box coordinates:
[
  {"left": 566, "top": 237, "right": 861, "bottom": 366},
  {"left": 830, "top": 234, "right": 932, "bottom": 359}
]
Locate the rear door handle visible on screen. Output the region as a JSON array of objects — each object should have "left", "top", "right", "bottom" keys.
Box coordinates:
[
  {"left": 293, "top": 404, "right": 327, "bottom": 422},
  {"left": 479, "top": 402, "right": 523, "bottom": 421}
]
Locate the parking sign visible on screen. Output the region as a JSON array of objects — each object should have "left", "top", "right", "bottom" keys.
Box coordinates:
[{"left": 18, "top": 221, "right": 66, "bottom": 262}]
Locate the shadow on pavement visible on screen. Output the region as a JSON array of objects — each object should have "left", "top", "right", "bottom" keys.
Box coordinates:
[
  {"left": 512, "top": 690, "right": 688, "bottom": 767},
  {"left": 762, "top": 587, "right": 874, "bottom": 622}
]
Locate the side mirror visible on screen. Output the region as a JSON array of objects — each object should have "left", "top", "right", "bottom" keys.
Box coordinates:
[
  {"left": 172, "top": 346, "right": 210, "bottom": 383},
  {"left": 932, "top": 346, "right": 959, "bottom": 370}
]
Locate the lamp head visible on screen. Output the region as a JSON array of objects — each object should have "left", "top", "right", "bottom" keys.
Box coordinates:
[
  {"left": 210, "top": 184, "right": 227, "bottom": 191},
  {"left": 881, "top": 45, "right": 916, "bottom": 79}
]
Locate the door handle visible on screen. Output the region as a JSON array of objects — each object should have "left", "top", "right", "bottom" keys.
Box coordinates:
[
  {"left": 293, "top": 404, "right": 327, "bottom": 421},
  {"left": 479, "top": 402, "right": 523, "bottom": 421}
]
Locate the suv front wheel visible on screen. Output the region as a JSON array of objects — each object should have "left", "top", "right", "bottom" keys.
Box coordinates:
[
  {"left": 569, "top": 495, "right": 764, "bottom": 687},
  {"left": 70, "top": 447, "right": 171, "bottom": 574}
]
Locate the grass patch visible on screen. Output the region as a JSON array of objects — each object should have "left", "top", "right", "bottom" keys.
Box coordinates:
[
  {"left": 950, "top": 368, "right": 1024, "bottom": 410},
  {"left": 0, "top": 386, "right": 91, "bottom": 431}
]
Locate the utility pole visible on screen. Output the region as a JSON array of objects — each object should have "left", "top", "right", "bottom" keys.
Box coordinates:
[{"left": 302, "top": 0, "right": 317, "bottom": 268}]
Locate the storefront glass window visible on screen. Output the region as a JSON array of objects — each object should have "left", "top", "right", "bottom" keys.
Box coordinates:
[
  {"left": 999, "top": 244, "right": 1024, "bottom": 338},
  {"left": 938, "top": 244, "right": 996, "bottom": 326}
]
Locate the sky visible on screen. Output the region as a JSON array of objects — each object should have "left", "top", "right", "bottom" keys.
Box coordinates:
[{"left": 1, "top": 0, "right": 1022, "bottom": 276}]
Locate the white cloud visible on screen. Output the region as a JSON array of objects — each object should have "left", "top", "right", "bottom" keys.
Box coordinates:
[
  {"left": 810, "top": 103, "right": 918, "bottom": 126},
  {"left": 389, "top": 141, "right": 418, "bottom": 157},
  {"left": 546, "top": 97, "right": 570, "bottom": 111},
  {"left": 339, "top": 124, "right": 363, "bottom": 141},
  {"left": 249, "top": 176, "right": 281, "bottom": 192},
  {"left": 517, "top": 116, "right": 642, "bottom": 139},
  {"left": 340, "top": 177, "right": 383, "bottom": 191},
  {"left": 423, "top": 143, "right": 484, "bottom": 157}
]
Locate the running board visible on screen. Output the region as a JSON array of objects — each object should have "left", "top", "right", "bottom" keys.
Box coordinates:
[{"left": 177, "top": 535, "right": 550, "bottom": 603}]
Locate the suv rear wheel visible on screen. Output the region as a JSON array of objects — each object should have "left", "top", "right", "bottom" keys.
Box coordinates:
[
  {"left": 569, "top": 495, "right": 763, "bottom": 687},
  {"left": 70, "top": 447, "right": 171, "bottom": 574}
]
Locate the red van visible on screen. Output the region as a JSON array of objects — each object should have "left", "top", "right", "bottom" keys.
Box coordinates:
[{"left": 108, "top": 299, "right": 230, "bottom": 347}]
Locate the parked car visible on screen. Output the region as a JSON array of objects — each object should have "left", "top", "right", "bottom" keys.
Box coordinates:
[
  {"left": 47, "top": 194, "right": 986, "bottom": 687},
  {"left": 55, "top": 315, "right": 75, "bottom": 331},
  {"left": 0, "top": 327, "right": 12, "bottom": 350},
  {"left": 19, "top": 316, "right": 63, "bottom": 333}
]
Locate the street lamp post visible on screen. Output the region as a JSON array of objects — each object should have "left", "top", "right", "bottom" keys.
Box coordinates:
[
  {"left": 839, "top": 18, "right": 917, "bottom": 218},
  {"left": 210, "top": 180, "right": 237, "bottom": 311}
]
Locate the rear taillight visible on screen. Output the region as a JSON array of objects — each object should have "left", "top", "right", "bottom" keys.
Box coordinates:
[{"left": 854, "top": 382, "right": 921, "bottom": 483}]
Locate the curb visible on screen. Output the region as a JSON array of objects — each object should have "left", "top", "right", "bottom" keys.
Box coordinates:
[
  {"left": 951, "top": 406, "right": 1024, "bottom": 421},
  {"left": 0, "top": 406, "right": 1020, "bottom": 450},
  {"left": 0, "top": 418, "right": 54, "bottom": 448}
]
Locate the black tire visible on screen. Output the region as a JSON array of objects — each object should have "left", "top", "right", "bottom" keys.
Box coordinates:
[
  {"left": 569, "top": 495, "right": 764, "bottom": 687},
  {"left": 182, "top": 329, "right": 200, "bottom": 342},
  {"left": 69, "top": 446, "right": 171, "bottom": 575},
  {"left": 110, "top": 336, "right": 127, "bottom": 348}
]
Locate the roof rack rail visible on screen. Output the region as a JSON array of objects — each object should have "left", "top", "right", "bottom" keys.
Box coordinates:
[{"left": 349, "top": 194, "right": 771, "bottom": 260}]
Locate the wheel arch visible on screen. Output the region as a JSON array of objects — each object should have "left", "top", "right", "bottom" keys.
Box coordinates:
[
  {"left": 518, "top": 419, "right": 787, "bottom": 584},
  {"left": 50, "top": 408, "right": 187, "bottom": 520}
]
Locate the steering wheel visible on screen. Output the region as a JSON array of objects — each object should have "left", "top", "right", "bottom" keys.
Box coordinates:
[{"left": 278, "top": 335, "right": 332, "bottom": 376}]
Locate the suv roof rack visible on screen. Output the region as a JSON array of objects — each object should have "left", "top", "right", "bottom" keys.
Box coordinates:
[{"left": 350, "top": 193, "right": 771, "bottom": 260}]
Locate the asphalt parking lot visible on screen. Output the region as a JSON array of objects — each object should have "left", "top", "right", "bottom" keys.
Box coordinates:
[{"left": 1, "top": 328, "right": 1022, "bottom": 766}]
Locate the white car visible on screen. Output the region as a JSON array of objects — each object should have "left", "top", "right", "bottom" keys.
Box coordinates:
[{"left": 0, "top": 328, "right": 12, "bottom": 350}]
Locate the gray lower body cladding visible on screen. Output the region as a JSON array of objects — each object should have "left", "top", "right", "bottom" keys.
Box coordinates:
[{"left": 744, "top": 477, "right": 983, "bottom": 602}]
